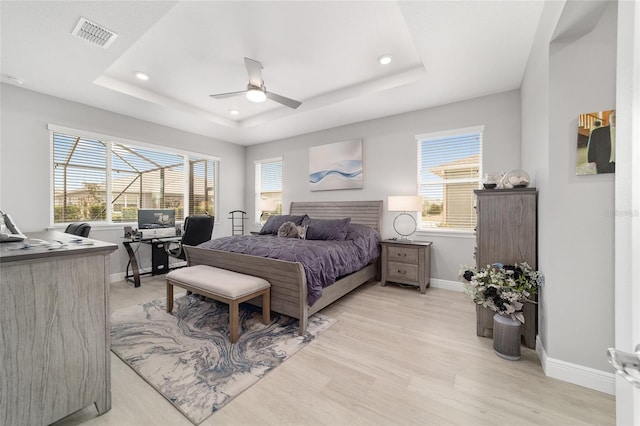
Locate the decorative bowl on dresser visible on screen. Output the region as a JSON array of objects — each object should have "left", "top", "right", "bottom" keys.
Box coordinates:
[{"left": 380, "top": 239, "right": 432, "bottom": 294}]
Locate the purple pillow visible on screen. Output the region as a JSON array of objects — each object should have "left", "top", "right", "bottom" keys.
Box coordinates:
[
  {"left": 345, "top": 223, "right": 377, "bottom": 240},
  {"left": 302, "top": 217, "right": 351, "bottom": 241},
  {"left": 259, "top": 214, "right": 307, "bottom": 235}
]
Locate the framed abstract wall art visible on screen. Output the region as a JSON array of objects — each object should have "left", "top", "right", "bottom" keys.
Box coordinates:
[{"left": 309, "top": 139, "right": 363, "bottom": 191}]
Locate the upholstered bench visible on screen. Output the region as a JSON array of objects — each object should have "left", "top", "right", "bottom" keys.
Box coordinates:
[{"left": 166, "top": 265, "right": 271, "bottom": 343}]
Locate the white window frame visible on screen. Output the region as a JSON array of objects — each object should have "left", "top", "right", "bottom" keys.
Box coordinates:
[
  {"left": 48, "top": 124, "right": 220, "bottom": 227},
  {"left": 415, "top": 125, "right": 484, "bottom": 235},
  {"left": 254, "top": 157, "right": 283, "bottom": 226}
]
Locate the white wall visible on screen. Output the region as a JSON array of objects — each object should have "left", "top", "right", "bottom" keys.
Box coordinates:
[
  {"left": 522, "top": 0, "right": 616, "bottom": 376},
  {"left": 0, "top": 84, "right": 246, "bottom": 275},
  {"left": 245, "top": 90, "right": 521, "bottom": 283},
  {"left": 520, "top": 0, "right": 564, "bottom": 360},
  {"left": 547, "top": 2, "right": 616, "bottom": 373}
]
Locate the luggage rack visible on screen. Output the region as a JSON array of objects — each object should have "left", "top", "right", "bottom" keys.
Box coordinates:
[{"left": 228, "top": 210, "right": 248, "bottom": 236}]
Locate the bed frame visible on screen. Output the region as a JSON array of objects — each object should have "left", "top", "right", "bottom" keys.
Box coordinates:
[{"left": 184, "top": 200, "right": 383, "bottom": 334}]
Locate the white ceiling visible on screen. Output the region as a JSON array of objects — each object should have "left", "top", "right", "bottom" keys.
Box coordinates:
[{"left": 1, "top": 1, "right": 544, "bottom": 146}]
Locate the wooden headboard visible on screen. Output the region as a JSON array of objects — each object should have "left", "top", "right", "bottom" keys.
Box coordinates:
[{"left": 290, "top": 200, "right": 383, "bottom": 232}]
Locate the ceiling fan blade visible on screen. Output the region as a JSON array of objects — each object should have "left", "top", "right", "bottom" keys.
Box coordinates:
[
  {"left": 244, "top": 57, "right": 263, "bottom": 87},
  {"left": 266, "top": 91, "right": 302, "bottom": 109},
  {"left": 209, "top": 90, "right": 245, "bottom": 99}
]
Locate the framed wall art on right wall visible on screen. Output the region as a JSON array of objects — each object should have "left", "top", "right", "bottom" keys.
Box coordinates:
[{"left": 576, "top": 109, "right": 616, "bottom": 175}]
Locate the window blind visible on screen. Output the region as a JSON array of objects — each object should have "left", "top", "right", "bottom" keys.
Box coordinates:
[
  {"left": 189, "top": 158, "right": 215, "bottom": 216},
  {"left": 52, "top": 130, "right": 218, "bottom": 224},
  {"left": 53, "top": 133, "right": 107, "bottom": 222},
  {"left": 255, "top": 159, "right": 283, "bottom": 221},
  {"left": 417, "top": 131, "right": 482, "bottom": 231}
]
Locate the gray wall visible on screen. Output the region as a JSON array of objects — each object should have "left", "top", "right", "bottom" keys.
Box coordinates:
[
  {"left": 245, "top": 89, "right": 522, "bottom": 284},
  {"left": 0, "top": 84, "right": 246, "bottom": 275},
  {"left": 522, "top": 1, "right": 616, "bottom": 372}
]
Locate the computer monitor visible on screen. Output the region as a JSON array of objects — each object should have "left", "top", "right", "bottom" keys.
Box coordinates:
[{"left": 137, "top": 209, "right": 176, "bottom": 238}]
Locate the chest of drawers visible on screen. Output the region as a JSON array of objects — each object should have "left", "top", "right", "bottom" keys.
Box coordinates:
[{"left": 474, "top": 188, "right": 538, "bottom": 349}]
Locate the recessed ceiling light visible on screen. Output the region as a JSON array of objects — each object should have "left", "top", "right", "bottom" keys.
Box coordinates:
[
  {"left": 134, "top": 71, "right": 149, "bottom": 81},
  {"left": 378, "top": 55, "right": 392, "bottom": 65},
  {"left": 229, "top": 109, "right": 240, "bottom": 116}
]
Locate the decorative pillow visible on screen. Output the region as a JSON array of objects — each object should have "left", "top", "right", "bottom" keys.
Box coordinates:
[
  {"left": 302, "top": 217, "right": 351, "bottom": 241},
  {"left": 259, "top": 214, "right": 307, "bottom": 235},
  {"left": 345, "top": 223, "right": 377, "bottom": 240},
  {"left": 296, "top": 225, "right": 308, "bottom": 240},
  {"left": 277, "top": 221, "right": 299, "bottom": 238}
]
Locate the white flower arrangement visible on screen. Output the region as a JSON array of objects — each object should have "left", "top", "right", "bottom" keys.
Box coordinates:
[{"left": 460, "top": 262, "right": 542, "bottom": 323}]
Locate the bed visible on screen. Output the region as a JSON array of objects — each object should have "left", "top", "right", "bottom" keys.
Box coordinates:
[{"left": 183, "top": 200, "right": 383, "bottom": 334}]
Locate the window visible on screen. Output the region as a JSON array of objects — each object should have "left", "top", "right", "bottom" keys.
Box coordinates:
[
  {"left": 51, "top": 127, "right": 218, "bottom": 224},
  {"left": 417, "top": 127, "right": 483, "bottom": 231},
  {"left": 188, "top": 157, "right": 216, "bottom": 216},
  {"left": 255, "top": 158, "right": 283, "bottom": 224}
]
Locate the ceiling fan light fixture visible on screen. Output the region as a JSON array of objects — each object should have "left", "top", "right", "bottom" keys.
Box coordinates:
[
  {"left": 210, "top": 58, "right": 301, "bottom": 108},
  {"left": 246, "top": 87, "right": 266, "bottom": 103}
]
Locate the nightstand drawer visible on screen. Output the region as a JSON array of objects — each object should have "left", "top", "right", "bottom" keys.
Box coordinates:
[
  {"left": 387, "top": 246, "right": 419, "bottom": 263},
  {"left": 387, "top": 261, "right": 419, "bottom": 283}
]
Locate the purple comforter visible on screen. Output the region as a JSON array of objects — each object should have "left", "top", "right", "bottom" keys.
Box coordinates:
[{"left": 197, "top": 226, "right": 380, "bottom": 306}]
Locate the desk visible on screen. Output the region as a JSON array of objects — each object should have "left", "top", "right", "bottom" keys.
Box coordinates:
[
  {"left": 123, "top": 236, "right": 182, "bottom": 287},
  {"left": 0, "top": 231, "right": 117, "bottom": 425}
]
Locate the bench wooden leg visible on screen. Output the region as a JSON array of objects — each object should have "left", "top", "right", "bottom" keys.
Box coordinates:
[
  {"left": 229, "top": 301, "right": 239, "bottom": 343},
  {"left": 262, "top": 288, "right": 271, "bottom": 324},
  {"left": 167, "top": 282, "right": 174, "bottom": 312}
]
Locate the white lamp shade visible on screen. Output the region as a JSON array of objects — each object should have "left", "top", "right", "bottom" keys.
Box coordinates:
[{"left": 388, "top": 195, "right": 423, "bottom": 212}]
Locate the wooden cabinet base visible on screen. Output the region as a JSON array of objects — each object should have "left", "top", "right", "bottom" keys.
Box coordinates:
[
  {"left": 380, "top": 240, "right": 432, "bottom": 294},
  {"left": 0, "top": 231, "right": 116, "bottom": 426},
  {"left": 473, "top": 189, "right": 538, "bottom": 351}
]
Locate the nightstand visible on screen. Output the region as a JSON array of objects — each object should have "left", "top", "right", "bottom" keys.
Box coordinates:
[{"left": 380, "top": 239, "right": 432, "bottom": 293}]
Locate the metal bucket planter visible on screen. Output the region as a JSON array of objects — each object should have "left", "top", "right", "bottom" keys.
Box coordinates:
[{"left": 493, "top": 314, "right": 521, "bottom": 360}]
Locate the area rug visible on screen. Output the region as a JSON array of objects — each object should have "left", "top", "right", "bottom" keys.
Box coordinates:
[{"left": 110, "top": 295, "right": 335, "bottom": 425}]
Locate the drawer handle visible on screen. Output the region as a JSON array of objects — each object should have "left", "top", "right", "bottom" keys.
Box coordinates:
[
  {"left": 397, "top": 269, "right": 406, "bottom": 274},
  {"left": 397, "top": 253, "right": 407, "bottom": 257}
]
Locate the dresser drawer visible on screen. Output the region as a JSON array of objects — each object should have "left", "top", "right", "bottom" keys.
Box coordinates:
[
  {"left": 387, "top": 261, "right": 419, "bottom": 283},
  {"left": 387, "top": 246, "right": 419, "bottom": 263}
]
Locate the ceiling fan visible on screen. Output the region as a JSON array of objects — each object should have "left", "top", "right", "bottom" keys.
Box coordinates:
[{"left": 210, "top": 58, "right": 302, "bottom": 109}]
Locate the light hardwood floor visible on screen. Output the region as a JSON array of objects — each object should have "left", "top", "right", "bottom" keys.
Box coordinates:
[{"left": 54, "top": 277, "right": 615, "bottom": 426}]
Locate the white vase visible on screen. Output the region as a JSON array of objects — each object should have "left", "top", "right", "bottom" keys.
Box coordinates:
[{"left": 492, "top": 313, "right": 521, "bottom": 360}]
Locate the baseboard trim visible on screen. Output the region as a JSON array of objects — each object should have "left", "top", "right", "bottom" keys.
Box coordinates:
[
  {"left": 110, "top": 263, "right": 186, "bottom": 284},
  {"left": 110, "top": 266, "right": 153, "bottom": 283},
  {"left": 536, "top": 335, "right": 615, "bottom": 395},
  {"left": 430, "top": 278, "right": 463, "bottom": 292},
  {"left": 110, "top": 272, "right": 125, "bottom": 283}
]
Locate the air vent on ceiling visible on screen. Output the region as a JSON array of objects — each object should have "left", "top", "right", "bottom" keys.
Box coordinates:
[{"left": 71, "top": 17, "right": 118, "bottom": 49}]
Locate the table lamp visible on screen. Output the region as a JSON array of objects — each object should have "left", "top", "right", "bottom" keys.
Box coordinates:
[{"left": 388, "top": 195, "right": 423, "bottom": 240}]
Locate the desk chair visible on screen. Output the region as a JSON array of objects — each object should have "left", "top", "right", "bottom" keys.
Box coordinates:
[
  {"left": 165, "top": 215, "right": 214, "bottom": 260},
  {"left": 65, "top": 222, "right": 91, "bottom": 237}
]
